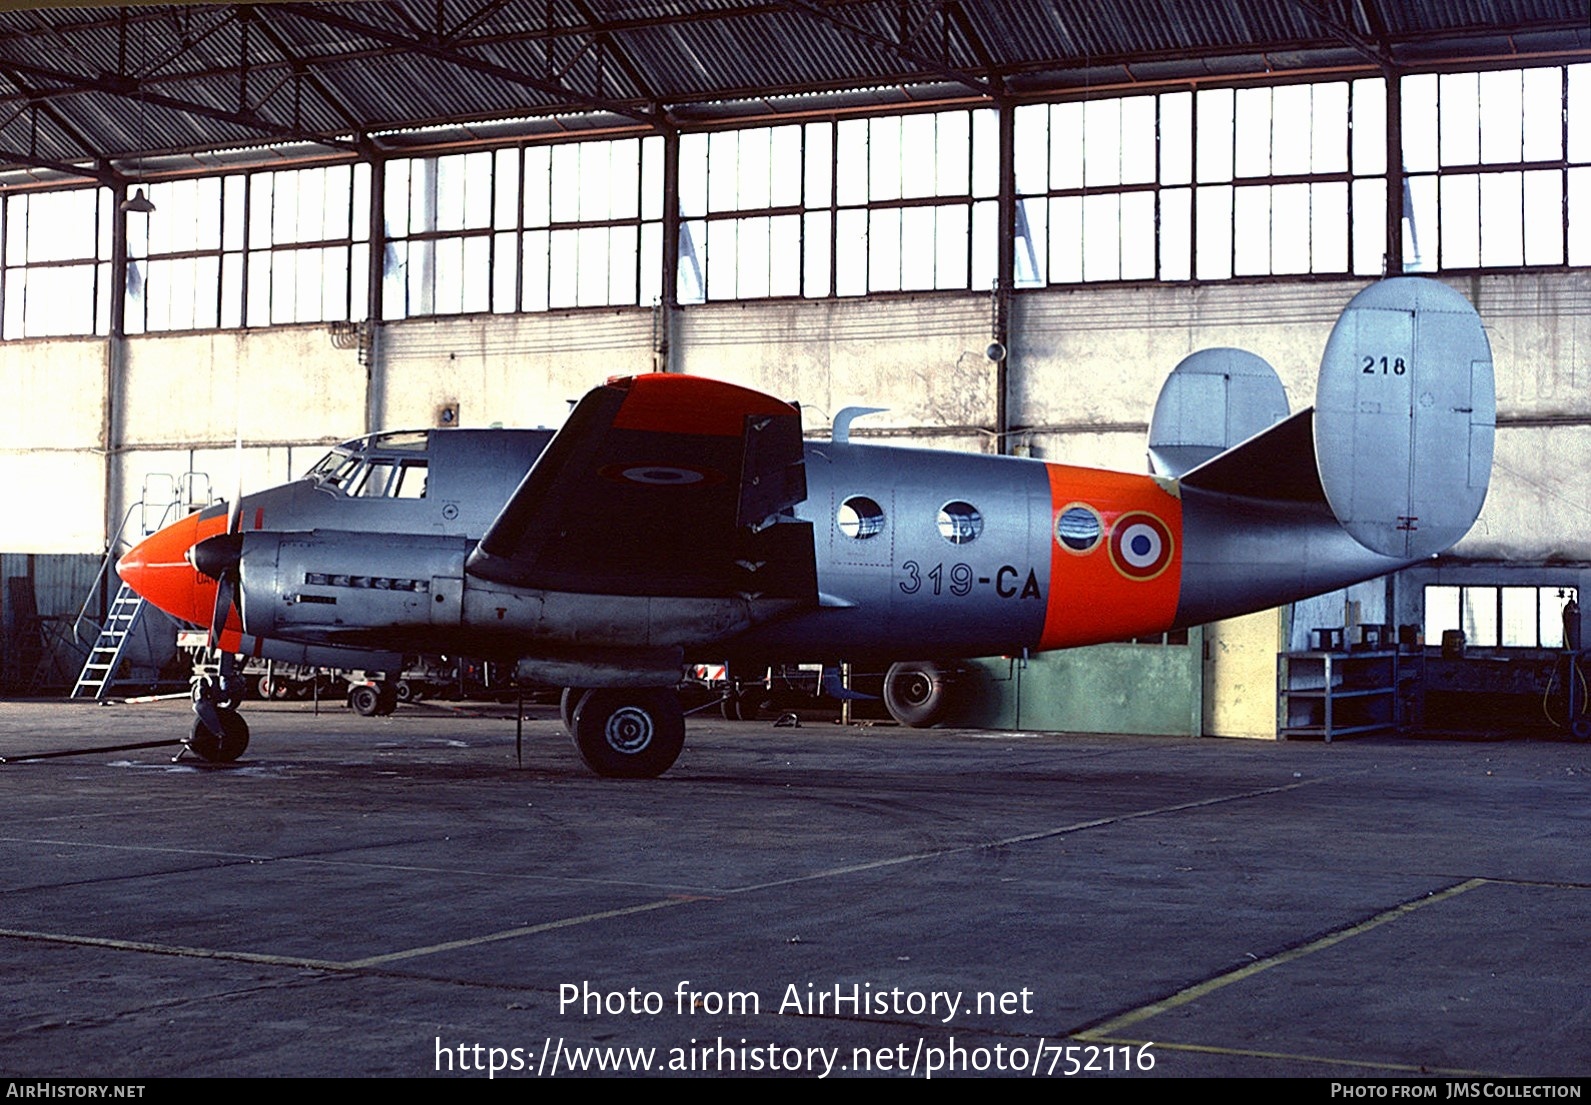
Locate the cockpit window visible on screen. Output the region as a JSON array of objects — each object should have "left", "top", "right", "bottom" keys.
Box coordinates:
[
  {"left": 368, "top": 431, "right": 429, "bottom": 452},
  {"left": 353, "top": 461, "right": 395, "bottom": 498},
  {"left": 307, "top": 435, "right": 430, "bottom": 498},
  {"left": 306, "top": 451, "right": 349, "bottom": 481},
  {"left": 323, "top": 456, "right": 428, "bottom": 499},
  {"left": 314, "top": 453, "right": 361, "bottom": 489},
  {"left": 391, "top": 460, "right": 427, "bottom": 498}
]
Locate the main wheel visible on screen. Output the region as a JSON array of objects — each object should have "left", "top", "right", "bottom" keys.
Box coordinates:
[
  {"left": 374, "top": 681, "right": 399, "bottom": 716},
  {"left": 571, "top": 688, "right": 685, "bottom": 778},
  {"left": 719, "top": 687, "right": 765, "bottom": 721},
  {"left": 187, "top": 710, "right": 249, "bottom": 763},
  {"left": 560, "top": 687, "right": 590, "bottom": 733},
  {"left": 883, "top": 660, "right": 957, "bottom": 727},
  {"left": 349, "top": 684, "right": 381, "bottom": 716}
]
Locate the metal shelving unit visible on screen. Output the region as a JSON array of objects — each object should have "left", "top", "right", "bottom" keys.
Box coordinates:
[{"left": 1278, "top": 650, "right": 1400, "bottom": 741}]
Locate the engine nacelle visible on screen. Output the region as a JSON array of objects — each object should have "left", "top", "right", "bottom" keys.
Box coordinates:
[{"left": 236, "top": 530, "right": 471, "bottom": 640}]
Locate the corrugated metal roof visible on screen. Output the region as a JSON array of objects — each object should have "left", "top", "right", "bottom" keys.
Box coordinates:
[{"left": 0, "top": 0, "right": 1582, "bottom": 183}]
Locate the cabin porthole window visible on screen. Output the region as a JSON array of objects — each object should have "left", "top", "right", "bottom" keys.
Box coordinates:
[
  {"left": 837, "top": 496, "right": 886, "bottom": 539},
  {"left": 937, "top": 501, "right": 983, "bottom": 544},
  {"left": 1056, "top": 504, "right": 1103, "bottom": 553}
]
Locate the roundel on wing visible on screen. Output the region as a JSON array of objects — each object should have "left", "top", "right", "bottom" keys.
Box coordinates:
[
  {"left": 599, "top": 463, "right": 725, "bottom": 487},
  {"left": 1108, "top": 511, "right": 1174, "bottom": 581}
]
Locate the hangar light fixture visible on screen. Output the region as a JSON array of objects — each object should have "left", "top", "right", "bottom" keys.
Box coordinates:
[{"left": 119, "top": 187, "right": 155, "bottom": 215}]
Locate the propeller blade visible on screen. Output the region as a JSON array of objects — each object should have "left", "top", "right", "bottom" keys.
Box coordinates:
[
  {"left": 193, "top": 532, "right": 246, "bottom": 649},
  {"left": 228, "top": 373, "right": 244, "bottom": 535},
  {"left": 207, "top": 572, "right": 235, "bottom": 651}
]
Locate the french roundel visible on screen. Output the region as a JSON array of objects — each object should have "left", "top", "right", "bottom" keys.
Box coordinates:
[
  {"left": 1109, "top": 511, "right": 1174, "bottom": 581},
  {"left": 599, "top": 463, "right": 724, "bottom": 487}
]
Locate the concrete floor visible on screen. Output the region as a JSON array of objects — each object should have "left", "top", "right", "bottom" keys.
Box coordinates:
[{"left": 1, "top": 697, "right": 1589, "bottom": 1079}]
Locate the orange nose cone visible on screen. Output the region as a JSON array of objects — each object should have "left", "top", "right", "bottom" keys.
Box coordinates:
[{"left": 117, "top": 511, "right": 224, "bottom": 625}]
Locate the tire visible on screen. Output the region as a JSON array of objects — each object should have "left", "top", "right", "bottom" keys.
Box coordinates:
[
  {"left": 560, "top": 687, "right": 589, "bottom": 733},
  {"left": 349, "top": 684, "right": 381, "bottom": 717},
  {"left": 571, "top": 688, "right": 685, "bottom": 778},
  {"left": 394, "top": 680, "right": 415, "bottom": 703},
  {"left": 187, "top": 710, "right": 249, "bottom": 763},
  {"left": 374, "top": 681, "right": 399, "bottom": 716},
  {"left": 719, "top": 688, "right": 764, "bottom": 721},
  {"left": 883, "top": 660, "right": 957, "bottom": 728}
]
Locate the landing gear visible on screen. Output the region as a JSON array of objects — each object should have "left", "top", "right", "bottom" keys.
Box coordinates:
[
  {"left": 186, "top": 711, "right": 250, "bottom": 763},
  {"left": 187, "top": 666, "right": 250, "bottom": 763},
  {"left": 883, "top": 660, "right": 960, "bottom": 727},
  {"left": 348, "top": 680, "right": 399, "bottom": 717},
  {"left": 567, "top": 688, "right": 684, "bottom": 778},
  {"left": 559, "top": 687, "right": 585, "bottom": 730},
  {"left": 719, "top": 686, "right": 765, "bottom": 721}
]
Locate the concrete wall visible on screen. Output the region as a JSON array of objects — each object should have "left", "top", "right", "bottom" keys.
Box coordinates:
[
  {"left": 2, "top": 270, "right": 1585, "bottom": 567},
  {"left": 3, "top": 269, "right": 1585, "bottom": 723},
  {"left": 0, "top": 337, "right": 109, "bottom": 554},
  {"left": 677, "top": 295, "right": 997, "bottom": 451},
  {"left": 378, "top": 309, "right": 656, "bottom": 432},
  {"left": 1458, "top": 273, "right": 1591, "bottom": 562},
  {"left": 1012, "top": 272, "right": 1591, "bottom": 565},
  {"left": 1011, "top": 281, "right": 1343, "bottom": 471}
]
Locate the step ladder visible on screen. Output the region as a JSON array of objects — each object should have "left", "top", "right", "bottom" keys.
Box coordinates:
[{"left": 70, "top": 583, "right": 147, "bottom": 700}]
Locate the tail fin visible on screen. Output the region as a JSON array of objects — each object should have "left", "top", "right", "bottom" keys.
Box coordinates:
[
  {"left": 1313, "top": 277, "right": 1494, "bottom": 558},
  {"left": 1148, "top": 348, "right": 1290, "bottom": 479},
  {"left": 1168, "top": 278, "right": 1494, "bottom": 626}
]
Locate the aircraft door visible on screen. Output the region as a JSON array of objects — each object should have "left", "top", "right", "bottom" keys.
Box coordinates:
[
  {"left": 829, "top": 488, "right": 894, "bottom": 569},
  {"left": 430, "top": 575, "right": 464, "bottom": 626}
]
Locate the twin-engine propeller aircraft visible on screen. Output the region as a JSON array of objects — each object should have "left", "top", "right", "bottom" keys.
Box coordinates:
[{"left": 118, "top": 278, "right": 1494, "bottom": 776}]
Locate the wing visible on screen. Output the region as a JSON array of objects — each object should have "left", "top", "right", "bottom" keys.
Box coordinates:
[{"left": 465, "top": 374, "right": 816, "bottom": 602}]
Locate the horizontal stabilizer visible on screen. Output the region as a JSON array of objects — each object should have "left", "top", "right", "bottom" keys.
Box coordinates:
[
  {"left": 1314, "top": 278, "right": 1494, "bottom": 559},
  {"left": 1178, "top": 408, "right": 1324, "bottom": 504}
]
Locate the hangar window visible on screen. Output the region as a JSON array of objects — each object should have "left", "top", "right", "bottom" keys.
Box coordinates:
[
  {"left": 937, "top": 501, "right": 983, "bottom": 544},
  {"left": 384, "top": 138, "right": 664, "bottom": 319},
  {"left": 837, "top": 496, "right": 886, "bottom": 540},
  {"left": 1015, "top": 80, "right": 1387, "bottom": 284},
  {"left": 678, "top": 109, "right": 996, "bottom": 302},
  {"left": 1401, "top": 66, "right": 1590, "bottom": 271},
  {"left": 1, "top": 187, "right": 113, "bottom": 338},
  {"left": 1424, "top": 585, "right": 1579, "bottom": 649},
  {"left": 122, "top": 165, "right": 370, "bottom": 334}
]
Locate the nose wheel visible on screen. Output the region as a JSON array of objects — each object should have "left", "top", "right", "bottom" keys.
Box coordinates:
[
  {"left": 186, "top": 710, "right": 250, "bottom": 763},
  {"left": 186, "top": 665, "right": 251, "bottom": 763}
]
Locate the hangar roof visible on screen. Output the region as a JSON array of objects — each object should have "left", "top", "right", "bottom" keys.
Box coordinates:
[{"left": 1, "top": 0, "right": 1586, "bottom": 184}]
